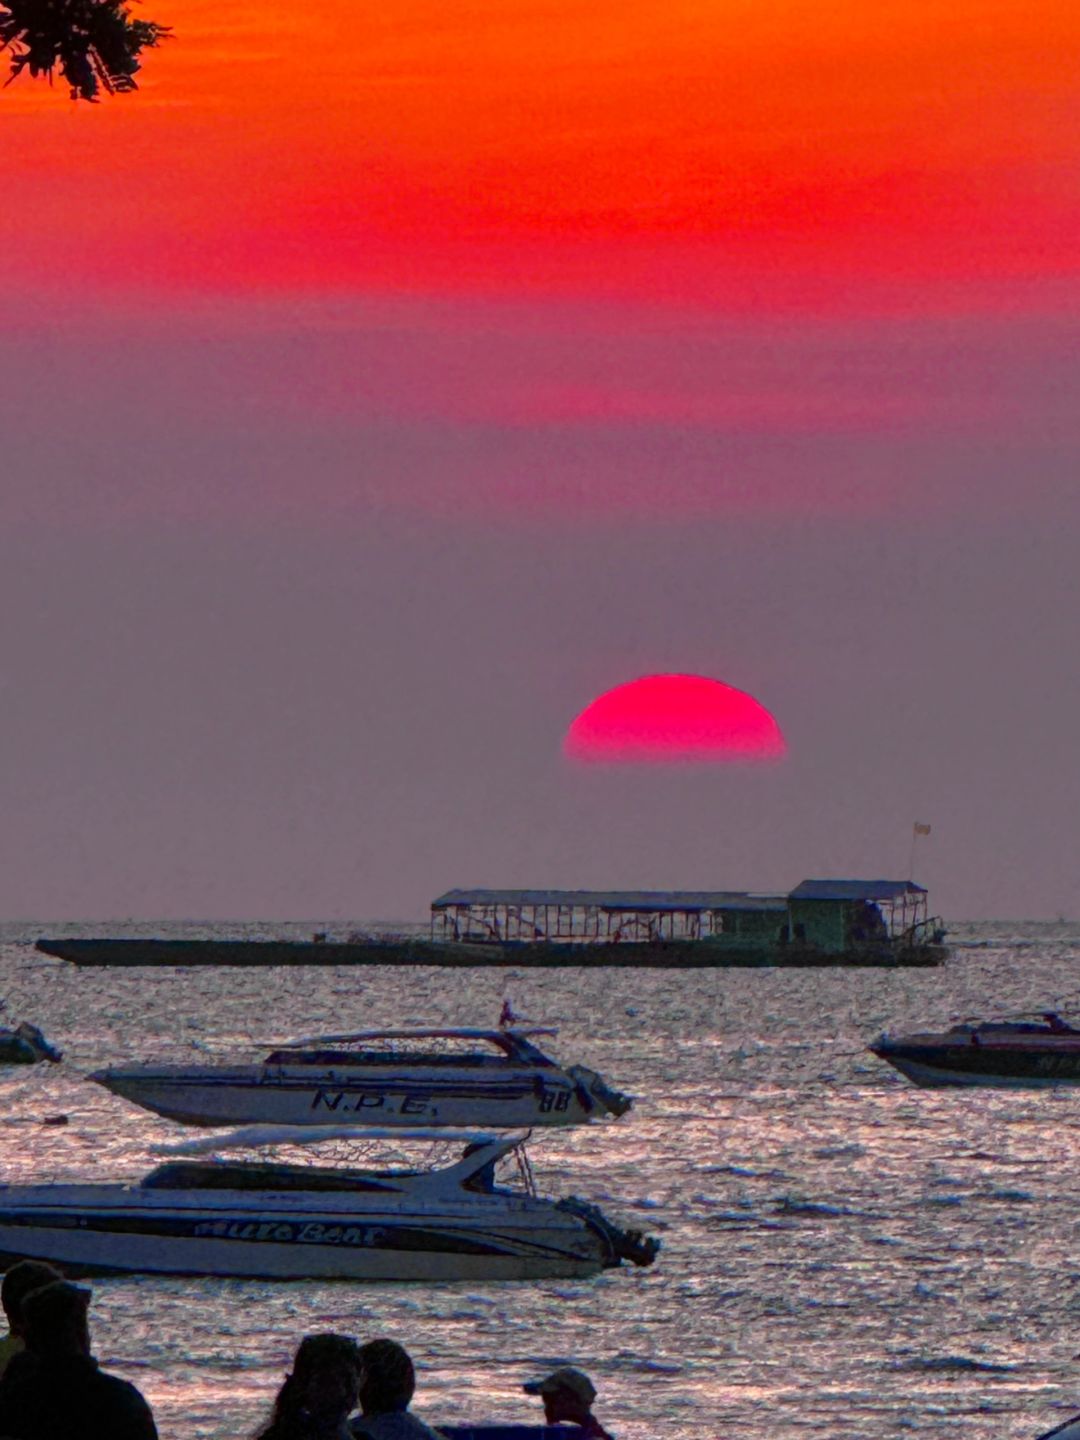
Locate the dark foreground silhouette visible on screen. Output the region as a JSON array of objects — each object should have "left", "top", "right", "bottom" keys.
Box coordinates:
[
  {"left": 1, "top": 0, "right": 168, "bottom": 100},
  {"left": 0, "top": 1260, "right": 619, "bottom": 1440},
  {"left": 0, "top": 1277, "right": 157, "bottom": 1439},
  {"left": 254, "top": 1333, "right": 363, "bottom": 1440}
]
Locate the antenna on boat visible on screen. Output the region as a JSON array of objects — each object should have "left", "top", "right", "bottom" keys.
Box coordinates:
[
  {"left": 508, "top": 1130, "right": 537, "bottom": 1194},
  {"left": 499, "top": 998, "right": 538, "bottom": 1028}
]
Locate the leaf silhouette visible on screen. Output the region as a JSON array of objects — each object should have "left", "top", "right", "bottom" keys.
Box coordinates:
[{"left": 1, "top": 0, "right": 169, "bottom": 101}]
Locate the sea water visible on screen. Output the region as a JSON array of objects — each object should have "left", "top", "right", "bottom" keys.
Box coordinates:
[{"left": 3, "top": 920, "right": 1080, "bottom": 1440}]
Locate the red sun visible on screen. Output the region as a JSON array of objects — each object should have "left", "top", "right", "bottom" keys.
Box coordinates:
[{"left": 564, "top": 673, "right": 786, "bottom": 764}]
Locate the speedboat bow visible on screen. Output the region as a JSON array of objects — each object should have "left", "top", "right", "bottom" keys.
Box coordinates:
[
  {"left": 0, "top": 1127, "right": 659, "bottom": 1281},
  {"left": 1035, "top": 1415, "right": 1080, "bottom": 1440},
  {"left": 89, "top": 1027, "right": 632, "bottom": 1129},
  {"left": 871, "top": 1012, "right": 1080, "bottom": 1088}
]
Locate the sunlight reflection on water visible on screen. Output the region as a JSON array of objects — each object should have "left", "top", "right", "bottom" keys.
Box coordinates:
[{"left": 3, "top": 922, "right": 1080, "bottom": 1438}]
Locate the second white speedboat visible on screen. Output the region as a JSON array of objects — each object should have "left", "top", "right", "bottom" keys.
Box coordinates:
[
  {"left": 0, "top": 1128, "right": 659, "bottom": 1282},
  {"left": 89, "top": 1027, "right": 632, "bottom": 1129}
]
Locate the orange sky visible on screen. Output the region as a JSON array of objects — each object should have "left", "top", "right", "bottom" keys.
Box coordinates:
[
  {"left": 4, "top": 2, "right": 1080, "bottom": 924},
  {"left": 4, "top": 0, "right": 1079, "bottom": 307}
]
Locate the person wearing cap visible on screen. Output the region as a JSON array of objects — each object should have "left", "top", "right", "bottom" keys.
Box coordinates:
[
  {"left": 522, "top": 1367, "right": 614, "bottom": 1439},
  {"left": 350, "top": 1338, "right": 443, "bottom": 1440},
  {"left": 0, "top": 1279, "right": 157, "bottom": 1440},
  {"left": 0, "top": 1259, "right": 62, "bottom": 1380}
]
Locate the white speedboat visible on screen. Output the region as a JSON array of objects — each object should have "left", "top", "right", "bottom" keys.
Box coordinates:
[
  {"left": 0, "top": 1128, "right": 659, "bottom": 1282},
  {"left": 89, "top": 1027, "right": 632, "bottom": 1129}
]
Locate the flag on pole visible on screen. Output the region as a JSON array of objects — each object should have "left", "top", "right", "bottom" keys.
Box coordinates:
[{"left": 913, "top": 822, "right": 932, "bottom": 836}]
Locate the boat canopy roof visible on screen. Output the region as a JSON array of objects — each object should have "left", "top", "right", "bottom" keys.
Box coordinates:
[
  {"left": 274, "top": 1026, "right": 557, "bottom": 1050},
  {"left": 788, "top": 879, "right": 927, "bottom": 901},
  {"left": 156, "top": 1124, "right": 526, "bottom": 1156},
  {"left": 431, "top": 888, "right": 787, "bottom": 913},
  {"left": 145, "top": 1127, "right": 529, "bottom": 1192},
  {"left": 435, "top": 883, "right": 925, "bottom": 910}
]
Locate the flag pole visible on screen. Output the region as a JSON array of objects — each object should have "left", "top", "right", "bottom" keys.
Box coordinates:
[{"left": 909, "top": 822, "right": 931, "bottom": 881}]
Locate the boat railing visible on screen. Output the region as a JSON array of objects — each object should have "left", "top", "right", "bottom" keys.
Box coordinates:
[
  {"left": 901, "top": 915, "right": 947, "bottom": 947},
  {"left": 152, "top": 1125, "right": 538, "bottom": 1196},
  {"left": 263, "top": 1049, "right": 514, "bottom": 1068},
  {"left": 271, "top": 1027, "right": 558, "bottom": 1053}
]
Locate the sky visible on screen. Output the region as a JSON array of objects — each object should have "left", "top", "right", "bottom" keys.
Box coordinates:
[{"left": 2, "top": 0, "right": 1079, "bottom": 920}]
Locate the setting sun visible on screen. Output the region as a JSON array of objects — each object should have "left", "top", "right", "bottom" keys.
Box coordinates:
[{"left": 564, "top": 673, "right": 786, "bottom": 764}]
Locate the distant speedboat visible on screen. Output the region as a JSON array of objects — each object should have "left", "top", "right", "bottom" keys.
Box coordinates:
[
  {"left": 0, "top": 1128, "right": 659, "bottom": 1282},
  {"left": 89, "top": 1027, "right": 632, "bottom": 1129},
  {"left": 0, "top": 1021, "right": 62, "bottom": 1066},
  {"left": 871, "top": 1013, "right": 1080, "bottom": 1088}
]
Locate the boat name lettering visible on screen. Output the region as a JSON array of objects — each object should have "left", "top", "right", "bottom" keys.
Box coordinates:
[
  {"left": 190, "top": 1219, "right": 378, "bottom": 1246},
  {"left": 193, "top": 1221, "right": 297, "bottom": 1241},
  {"left": 1033, "top": 1055, "right": 1079, "bottom": 1076},
  {"left": 311, "top": 1089, "right": 430, "bottom": 1115},
  {"left": 297, "top": 1222, "right": 380, "bottom": 1246}
]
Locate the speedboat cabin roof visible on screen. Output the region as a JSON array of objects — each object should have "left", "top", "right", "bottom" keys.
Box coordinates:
[
  {"left": 270, "top": 1027, "right": 560, "bottom": 1062},
  {"left": 142, "top": 1128, "right": 530, "bottom": 1194},
  {"left": 276, "top": 1026, "right": 554, "bottom": 1046}
]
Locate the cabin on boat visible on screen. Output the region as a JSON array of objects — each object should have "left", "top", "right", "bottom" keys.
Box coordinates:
[
  {"left": 430, "top": 879, "right": 934, "bottom": 954},
  {"left": 430, "top": 888, "right": 788, "bottom": 945},
  {"left": 786, "top": 879, "right": 930, "bottom": 953}
]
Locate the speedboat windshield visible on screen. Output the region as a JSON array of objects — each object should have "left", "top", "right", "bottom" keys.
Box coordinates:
[
  {"left": 156, "top": 1124, "right": 517, "bottom": 1155},
  {"left": 152, "top": 1125, "right": 534, "bottom": 1191}
]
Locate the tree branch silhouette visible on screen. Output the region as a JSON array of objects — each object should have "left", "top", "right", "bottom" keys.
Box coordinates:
[{"left": 1, "top": 0, "right": 169, "bottom": 101}]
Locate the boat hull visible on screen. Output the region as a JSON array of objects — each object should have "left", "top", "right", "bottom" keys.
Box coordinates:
[
  {"left": 93, "top": 1064, "right": 601, "bottom": 1128},
  {"left": 872, "top": 1036, "right": 1080, "bottom": 1088},
  {"left": 0, "top": 1185, "right": 619, "bottom": 1282},
  {"left": 36, "top": 937, "right": 947, "bottom": 968}
]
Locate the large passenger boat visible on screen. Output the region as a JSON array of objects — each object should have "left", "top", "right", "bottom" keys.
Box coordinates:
[
  {"left": 0, "top": 1128, "right": 660, "bottom": 1282},
  {"left": 89, "top": 1027, "right": 632, "bottom": 1129},
  {"left": 35, "top": 878, "right": 947, "bottom": 967},
  {"left": 871, "top": 1013, "right": 1080, "bottom": 1088}
]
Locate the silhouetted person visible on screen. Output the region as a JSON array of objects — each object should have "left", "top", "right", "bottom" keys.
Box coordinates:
[
  {"left": 0, "top": 1259, "right": 62, "bottom": 1380},
  {"left": 523, "top": 1368, "right": 614, "bottom": 1439},
  {"left": 254, "top": 1334, "right": 364, "bottom": 1440},
  {"left": 1044, "top": 1012, "right": 1073, "bottom": 1034},
  {"left": 0, "top": 1279, "right": 157, "bottom": 1440},
  {"left": 351, "top": 1338, "right": 442, "bottom": 1440},
  {"left": 850, "top": 902, "right": 887, "bottom": 943}
]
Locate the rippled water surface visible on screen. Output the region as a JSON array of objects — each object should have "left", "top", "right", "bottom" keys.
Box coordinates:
[{"left": 4, "top": 921, "right": 1080, "bottom": 1440}]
